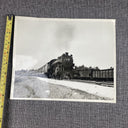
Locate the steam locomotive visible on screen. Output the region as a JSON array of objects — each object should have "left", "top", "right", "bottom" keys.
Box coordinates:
[
  {"left": 38, "top": 52, "right": 74, "bottom": 79},
  {"left": 38, "top": 52, "right": 114, "bottom": 81}
]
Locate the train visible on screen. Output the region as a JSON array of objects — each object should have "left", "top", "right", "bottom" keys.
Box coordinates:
[
  {"left": 73, "top": 66, "right": 113, "bottom": 81},
  {"left": 38, "top": 52, "right": 74, "bottom": 79},
  {"left": 37, "top": 52, "right": 114, "bottom": 81}
]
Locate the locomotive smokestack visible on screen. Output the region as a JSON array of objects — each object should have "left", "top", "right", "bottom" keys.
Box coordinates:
[{"left": 65, "top": 52, "right": 68, "bottom": 55}]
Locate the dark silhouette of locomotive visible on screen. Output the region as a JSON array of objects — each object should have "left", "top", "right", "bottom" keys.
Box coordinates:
[
  {"left": 38, "top": 52, "right": 114, "bottom": 81},
  {"left": 38, "top": 52, "right": 74, "bottom": 79}
]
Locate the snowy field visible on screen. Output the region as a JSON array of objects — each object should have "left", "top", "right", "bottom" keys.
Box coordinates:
[
  {"left": 37, "top": 77, "right": 114, "bottom": 99},
  {"left": 12, "top": 71, "right": 114, "bottom": 100}
]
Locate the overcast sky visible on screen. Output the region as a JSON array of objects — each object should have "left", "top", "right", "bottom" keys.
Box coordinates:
[{"left": 13, "top": 16, "right": 115, "bottom": 70}]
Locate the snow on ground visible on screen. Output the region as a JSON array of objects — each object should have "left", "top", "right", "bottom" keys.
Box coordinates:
[
  {"left": 37, "top": 77, "right": 115, "bottom": 99},
  {"left": 13, "top": 75, "right": 50, "bottom": 98},
  {"left": 13, "top": 73, "right": 112, "bottom": 100}
]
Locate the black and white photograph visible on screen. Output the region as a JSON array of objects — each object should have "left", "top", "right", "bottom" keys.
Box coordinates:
[{"left": 10, "top": 16, "right": 116, "bottom": 103}]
